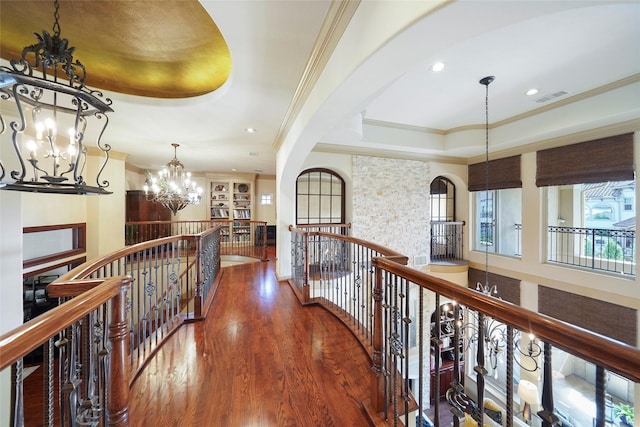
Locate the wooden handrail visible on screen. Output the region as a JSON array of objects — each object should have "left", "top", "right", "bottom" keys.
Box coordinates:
[
  {"left": 296, "top": 223, "right": 352, "bottom": 229},
  {"left": 373, "top": 256, "right": 640, "bottom": 383},
  {"left": 0, "top": 276, "right": 131, "bottom": 371},
  {"left": 59, "top": 228, "right": 218, "bottom": 282},
  {"left": 288, "top": 225, "right": 408, "bottom": 265}
]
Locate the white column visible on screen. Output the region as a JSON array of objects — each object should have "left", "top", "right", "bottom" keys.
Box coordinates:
[{"left": 0, "top": 190, "right": 23, "bottom": 426}]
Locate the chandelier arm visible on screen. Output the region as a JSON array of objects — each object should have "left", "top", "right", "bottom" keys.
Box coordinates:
[
  {"left": 144, "top": 144, "right": 202, "bottom": 214},
  {"left": 8, "top": 85, "right": 28, "bottom": 181},
  {"left": 92, "top": 114, "right": 111, "bottom": 189},
  {"left": 0, "top": 1, "right": 114, "bottom": 195}
]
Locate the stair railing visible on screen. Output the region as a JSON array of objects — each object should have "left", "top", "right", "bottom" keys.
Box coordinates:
[
  {"left": 288, "top": 225, "right": 408, "bottom": 362},
  {"left": 3, "top": 226, "right": 221, "bottom": 426},
  {"left": 1, "top": 276, "right": 132, "bottom": 427},
  {"left": 288, "top": 226, "right": 640, "bottom": 427},
  {"left": 125, "top": 219, "right": 268, "bottom": 261},
  {"left": 371, "top": 256, "right": 640, "bottom": 427}
]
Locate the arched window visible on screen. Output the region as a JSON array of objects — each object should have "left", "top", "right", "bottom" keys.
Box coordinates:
[
  {"left": 430, "top": 177, "right": 455, "bottom": 221},
  {"left": 296, "top": 168, "right": 345, "bottom": 225}
]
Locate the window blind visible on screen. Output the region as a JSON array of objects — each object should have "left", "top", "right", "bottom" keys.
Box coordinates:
[
  {"left": 468, "top": 155, "right": 521, "bottom": 192},
  {"left": 539, "top": 286, "right": 636, "bottom": 346},
  {"left": 536, "top": 133, "right": 634, "bottom": 187}
]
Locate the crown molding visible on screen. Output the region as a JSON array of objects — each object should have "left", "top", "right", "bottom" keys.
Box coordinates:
[{"left": 273, "top": 0, "right": 360, "bottom": 150}]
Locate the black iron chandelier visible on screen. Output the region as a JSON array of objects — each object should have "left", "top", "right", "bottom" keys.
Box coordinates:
[
  {"left": 0, "top": 0, "right": 113, "bottom": 194},
  {"left": 143, "top": 143, "right": 202, "bottom": 215}
]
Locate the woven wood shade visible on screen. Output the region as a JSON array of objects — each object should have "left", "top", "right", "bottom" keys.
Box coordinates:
[
  {"left": 468, "top": 155, "right": 522, "bottom": 192},
  {"left": 468, "top": 268, "right": 520, "bottom": 305},
  {"left": 536, "top": 133, "right": 634, "bottom": 187},
  {"left": 539, "top": 286, "right": 636, "bottom": 346}
]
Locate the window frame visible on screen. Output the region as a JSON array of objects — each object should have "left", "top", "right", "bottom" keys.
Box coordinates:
[{"left": 295, "top": 168, "right": 345, "bottom": 225}]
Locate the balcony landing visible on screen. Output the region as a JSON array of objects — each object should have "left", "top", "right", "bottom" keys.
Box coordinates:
[{"left": 427, "top": 259, "right": 469, "bottom": 273}]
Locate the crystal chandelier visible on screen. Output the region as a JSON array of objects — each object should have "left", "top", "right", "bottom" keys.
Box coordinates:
[
  {"left": 0, "top": 0, "right": 113, "bottom": 194},
  {"left": 144, "top": 144, "right": 203, "bottom": 215}
]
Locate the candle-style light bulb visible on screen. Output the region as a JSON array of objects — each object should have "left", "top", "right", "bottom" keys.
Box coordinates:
[
  {"left": 26, "top": 139, "right": 37, "bottom": 159},
  {"left": 45, "top": 118, "right": 56, "bottom": 137},
  {"left": 35, "top": 122, "right": 45, "bottom": 140}
]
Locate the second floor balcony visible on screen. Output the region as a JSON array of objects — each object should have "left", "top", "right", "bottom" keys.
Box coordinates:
[{"left": 3, "top": 221, "right": 638, "bottom": 426}]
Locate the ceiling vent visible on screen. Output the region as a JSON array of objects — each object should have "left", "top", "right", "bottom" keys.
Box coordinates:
[{"left": 535, "top": 90, "right": 569, "bottom": 104}]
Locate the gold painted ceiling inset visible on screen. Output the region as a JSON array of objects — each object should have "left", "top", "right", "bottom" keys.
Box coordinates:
[{"left": 0, "top": 1, "right": 232, "bottom": 98}]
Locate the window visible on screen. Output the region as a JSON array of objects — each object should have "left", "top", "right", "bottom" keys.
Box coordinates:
[
  {"left": 430, "top": 177, "right": 455, "bottom": 221},
  {"left": 468, "top": 155, "right": 522, "bottom": 257},
  {"left": 537, "top": 134, "right": 635, "bottom": 275},
  {"left": 260, "top": 193, "right": 273, "bottom": 205},
  {"left": 296, "top": 168, "right": 345, "bottom": 225},
  {"left": 473, "top": 189, "right": 521, "bottom": 256},
  {"left": 591, "top": 204, "right": 613, "bottom": 220},
  {"left": 547, "top": 181, "right": 635, "bottom": 275}
]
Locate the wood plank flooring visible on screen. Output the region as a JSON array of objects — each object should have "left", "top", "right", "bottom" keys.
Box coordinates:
[{"left": 128, "top": 252, "right": 373, "bottom": 426}]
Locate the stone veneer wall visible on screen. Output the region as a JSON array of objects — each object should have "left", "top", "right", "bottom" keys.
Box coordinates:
[{"left": 352, "top": 155, "right": 430, "bottom": 267}]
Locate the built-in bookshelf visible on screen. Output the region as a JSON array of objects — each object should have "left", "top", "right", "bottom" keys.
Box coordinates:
[
  {"left": 210, "top": 182, "right": 230, "bottom": 219},
  {"left": 209, "top": 179, "right": 253, "bottom": 243}
]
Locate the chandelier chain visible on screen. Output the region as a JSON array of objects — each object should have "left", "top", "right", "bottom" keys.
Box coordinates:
[
  {"left": 479, "top": 75, "right": 494, "bottom": 292},
  {"left": 53, "top": 0, "right": 61, "bottom": 37}
]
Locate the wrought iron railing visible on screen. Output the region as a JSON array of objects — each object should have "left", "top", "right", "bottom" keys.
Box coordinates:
[
  {"left": 125, "top": 219, "right": 268, "bottom": 261},
  {"left": 296, "top": 223, "right": 351, "bottom": 235},
  {"left": 548, "top": 225, "right": 635, "bottom": 276},
  {"left": 289, "top": 225, "right": 406, "bottom": 351},
  {"left": 370, "top": 258, "right": 640, "bottom": 427},
  {"left": 1, "top": 276, "right": 132, "bottom": 427},
  {"left": 288, "top": 226, "right": 640, "bottom": 427},
  {"left": 514, "top": 223, "right": 522, "bottom": 257},
  {"left": 430, "top": 221, "right": 465, "bottom": 262},
  {"left": 4, "top": 227, "right": 221, "bottom": 426}
]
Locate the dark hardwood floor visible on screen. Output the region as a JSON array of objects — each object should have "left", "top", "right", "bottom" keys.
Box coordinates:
[
  {"left": 19, "top": 249, "right": 454, "bottom": 426},
  {"left": 128, "top": 251, "right": 373, "bottom": 426}
]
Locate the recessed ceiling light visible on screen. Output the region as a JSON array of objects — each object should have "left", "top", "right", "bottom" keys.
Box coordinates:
[
  {"left": 429, "top": 62, "right": 445, "bottom": 73},
  {"left": 526, "top": 88, "right": 539, "bottom": 96},
  {"left": 245, "top": 127, "right": 257, "bottom": 133}
]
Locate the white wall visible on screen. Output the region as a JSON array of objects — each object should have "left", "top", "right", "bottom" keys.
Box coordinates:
[
  {"left": 0, "top": 191, "right": 23, "bottom": 426},
  {"left": 255, "top": 175, "right": 276, "bottom": 224}
]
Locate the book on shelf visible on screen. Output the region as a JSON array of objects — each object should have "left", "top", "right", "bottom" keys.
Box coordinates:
[
  {"left": 211, "top": 208, "right": 229, "bottom": 218},
  {"left": 233, "top": 209, "right": 251, "bottom": 219}
]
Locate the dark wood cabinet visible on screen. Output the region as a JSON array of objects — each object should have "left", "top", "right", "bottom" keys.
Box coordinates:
[
  {"left": 126, "top": 190, "right": 171, "bottom": 243},
  {"left": 431, "top": 360, "right": 464, "bottom": 401}
]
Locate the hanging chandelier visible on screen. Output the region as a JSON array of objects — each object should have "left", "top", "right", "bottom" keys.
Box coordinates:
[
  {"left": 143, "top": 143, "right": 203, "bottom": 215},
  {"left": 0, "top": 0, "right": 113, "bottom": 194}
]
